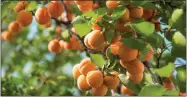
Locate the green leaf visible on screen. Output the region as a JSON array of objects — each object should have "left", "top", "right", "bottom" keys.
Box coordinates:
[
  {"left": 138, "top": 44, "right": 150, "bottom": 60},
  {"left": 62, "top": 30, "right": 70, "bottom": 42},
  {"left": 105, "top": 30, "right": 115, "bottom": 43},
  {"left": 2, "top": 2, "right": 10, "bottom": 19},
  {"left": 118, "top": 74, "right": 141, "bottom": 94},
  {"left": 176, "top": 65, "right": 186, "bottom": 93},
  {"left": 90, "top": 54, "right": 105, "bottom": 67},
  {"left": 120, "top": 37, "right": 147, "bottom": 50},
  {"left": 171, "top": 31, "right": 186, "bottom": 59},
  {"left": 139, "top": 84, "right": 165, "bottom": 96},
  {"left": 154, "top": 63, "right": 175, "bottom": 77},
  {"left": 26, "top": 1, "right": 37, "bottom": 11},
  {"left": 163, "top": 90, "right": 179, "bottom": 96},
  {"left": 72, "top": 16, "right": 92, "bottom": 37},
  {"left": 142, "top": 2, "right": 158, "bottom": 10},
  {"left": 130, "top": 21, "right": 155, "bottom": 36},
  {"left": 111, "top": 7, "right": 126, "bottom": 20}
]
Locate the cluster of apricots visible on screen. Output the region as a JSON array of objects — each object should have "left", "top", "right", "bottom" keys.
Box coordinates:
[
  {"left": 1, "top": 1, "right": 33, "bottom": 41},
  {"left": 72, "top": 58, "right": 119, "bottom": 96}
]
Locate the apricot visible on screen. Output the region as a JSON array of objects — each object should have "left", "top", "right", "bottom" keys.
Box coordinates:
[
  {"left": 72, "top": 64, "right": 81, "bottom": 79},
  {"left": 77, "top": 3, "right": 93, "bottom": 13},
  {"left": 125, "top": 59, "right": 144, "bottom": 75},
  {"left": 121, "top": 8, "right": 130, "bottom": 22},
  {"left": 96, "top": 16, "right": 102, "bottom": 22},
  {"left": 74, "top": 0, "right": 93, "bottom": 6},
  {"left": 163, "top": 81, "right": 173, "bottom": 90},
  {"left": 92, "top": 23, "right": 101, "bottom": 31},
  {"left": 64, "top": 0, "right": 74, "bottom": 11},
  {"left": 86, "top": 70, "right": 103, "bottom": 88},
  {"left": 44, "top": 20, "right": 51, "bottom": 28},
  {"left": 17, "top": 10, "right": 33, "bottom": 27},
  {"left": 129, "top": 7, "right": 143, "bottom": 18},
  {"left": 120, "top": 85, "right": 133, "bottom": 96},
  {"left": 1, "top": 31, "right": 13, "bottom": 41},
  {"left": 79, "top": 58, "right": 96, "bottom": 76},
  {"left": 55, "top": 26, "right": 63, "bottom": 33},
  {"left": 179, "top": 92, "right": 186, "bottom": 96},
  {"left": 48, "top": 39, "right": 61, "bottom": 53},
  {"left": 119, "top": 44, "right": 138, "bottom": 62},
  {"left": 106, "top": 1, "right": 119, "bottom": 9},
  {"left": 115, "top": 20, "right": 133, "bottom": 33},
  {"left": 84, "top": 33, "right": 93, "bottom": 49},
  {"left": 8, "top": 21, "right": 21, "bottom": 34},
  {"left": 14, "top": 1, "right": 28, "bottom": 13},
  {"left": 142, "top": 9, "right": 153, "bottom": 20},
  {"left": 120, "top": 60, "right": 128, "bottom": 68},
  {"left": 77, "top": 75, "right": 91, "bottom": 91},
  {"left": 111, "top": 35, "right": 121, "bottom": 44},
  {"left": 91, "top": 84, "right": 108, "bottom": 96},
  {"left": 48, "top": 1, "right": 64, "bottom": 18},
  {"left": 127, "top": 72, "right": 143, "bottom": 84},
  {"left": 35, "top": 7, "right": 50, "bottom": 25},
  {"left": 87, "top": 30, "right": 106, "bottom": 50},
  {"left": 59, "top": 40, "right": 65, "bottom": 50},
  {"left": 104, "top": 72, "right": 119, "bottom": 89},
  {"left": 93, "top": 3, "right": 100, "bottom": 9},
  {"left": 155, "top": 23, "right": 161, "bottom": 32},
  {"left": 110, "top": 42, "right": 123, "bottom": 55},
  {"left": 143, "top": 45, "right": 154, "bottom": 61}
]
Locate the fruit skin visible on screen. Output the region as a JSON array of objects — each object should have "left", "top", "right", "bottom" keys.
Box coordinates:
[
  {"left": 110, "top": 42, "right": 123, "bottom": 55},
  {"left": 126, "top": 59, "right": 144, "bottom": 75},
  {"left": 142, "top": 9, "right": 153, "bottom": 20},
  {"left": 79, "top": 58, "right": 96, "bottom": 76},
  {"left": 120, "top": 60, "right": 128, "bottom": 68},
  {"left": 115, "top": 20, "right": 133, "bottom": 33},
  {"left": 129, "top": 7, "right": 143, "bottom": 18},
  {"left": 92, "top": 24, "right": 101, "bottom": 31},
  {"left": 88, "top": 30, "right": 106, "bottom": 50},
  {"left": 106, "top": 1, "right": 119, "bottom": 9},
  {"left": 74, "top": 0, "right": 93, "bottom": 6},
  {"left": 35, "top": 7, "right": 50, "bottom": 25},
  {"left": 103, "top": 72, "right": 119, "bottom": 89},
  {"left": 72, "top": 64, "right": 81, "bottom": 79},
  {"left": 48, "top": 1, "right": 64, "bottom": 18},
  {"left": 1, "top": 31, "right": 13, "bottom": 41},
  {"left": 84, "top": 33, "right": 93, "bottom": 49},
  {"left": 119, "top": 44, "right": 138, "bottom": 62},
  {"left": 86, "top": 70, "right": 103, "bottom": 88},
  {"left": 121, "top": 85, "right": 133, "bottom": 96},
  {"left": 77, "top": 75, "right": 91, "bottom": 91},
  {"left": 92, "top": 84, "right": 108, "bottom": 96},
  {"left": 44, "top": 21, "right": 51, "bottom": 28},
  {"left": 8, "top": 21, "right": 21, "bottom": 34},
  {"left": 17, "top": 10, "right": 33, "bottom": 27},
  {"left": 143, "top": 45, "right": 154, "bottom": 61},
  {"left": 14, "top": 1, "right": 28, "bottom": 13},
  {"left": 128, "top": 72, "right": 143, "bottom": 84},
  {"left": 77, "top": 3, "right": 93, "bottom": 13},
  {"left": 121, "top": 8, "right": 130, "bottom": 22},
  {"left": 48, "top": 39, "right": 61, "bottom": 53}
]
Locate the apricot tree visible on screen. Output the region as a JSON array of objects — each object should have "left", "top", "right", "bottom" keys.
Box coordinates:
[{"left": 1, "top": 0, "right": 186, "bottom": 96}]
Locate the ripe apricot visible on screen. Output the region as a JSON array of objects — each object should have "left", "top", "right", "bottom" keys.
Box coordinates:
[
  {"left": 8, "top": 21, "right": 21, "bottom": 34},
  {"left": 88, "top": 30, "right": 106, "bottom": 50},
  {"left": 74, "top": 0, "right": 93, "bottom": 6},
  {"left": 17, "top": 10, "right": 33, "bottom": 27},
  {"left": 72, "top": 64, "right": 81, "bottom": 79},
  {"left": 86, "top": 70, "right": 103, "bottom": 88},
  {"left": 48, "top": 1, "right": 64, "bottom": 18},
  {"left": 111, "top": 35, "right": 121, "bottom": 44},
  {"left": 120, "top": 60, "right": 128, "bottom": 68},
  {"left": 55, "top": 26, "right": 63, "bottom": 33},
  {"left": 92, "top": 23, "right": 101, "bottom": 31},
  {"left": 35, "top": 7, "right": 50, "bottom": 25},
  {"left": 79, "top": 58, "right": 96, "bottom": 76},
  {"left": 179, "top": 92, "right": 186, "bottom": 96},
  {"left": 126, "top": 59, "right": 144, "bottom": 75},
  {"left": 127, "top": 72, "right": 143, "bottom": 84},
  {"left": 59, "top": 40, "right": 65, "bottom": 50},
  {"left": 44, "top": 20, "right": 51, "bottom": 28},
  {"left": 48, "top": 39, "right": 61, "bottom": 53},
  {"left": 64, "top": 0, "right": 74, "bottom": 11},
  {"left": 115, "top": 20, "right": 133, "bottom": 33},
  {"left": 120, "top": 85, "right": 133, "bottom": 96},
  {"left": 163, "top": 81, "right": 173, "bottom": 90},
  {"left": 93, "top": 3, "right": 100, "bottom": 9},
  {"left": 129, "top": 7, "right": 143, "bottom": 19},
  {"left": 104, "top": 72, "right": 119, "bottom": 89},
  {"left": 84, "top": 33, "right": 93, "bottom": 49},
  {"left": 1, "top": 31, "right": 13, "bottom": 41},
  {"left": 142, "top": 9, "right": 153, "bottom": 20},
  {"left": 119, "top": 44, "right": 138, "bottom": 62},
  {"left": 143, "top": 45, "right": 153, "bottom": 61},
  {"left": 92, "top": 84, "right": 108, "bottom": 96},
  {"left": 77, "top": 75, "right": 91, "bottom": 91},
  {"left": 77, "top": 3, "right": 93, "bottom": 13},
  {"left": 106, "top": 1, "right": 119, "bottom": 9},
  {"left": 121, "top": 8, "right": 130, "bottom": 22},
  {"left": 14, "top": 1, "right": 28, "bottom": 13},
  {"left": 110, "top": 42, "right": 123, "bottom": 55}
]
